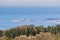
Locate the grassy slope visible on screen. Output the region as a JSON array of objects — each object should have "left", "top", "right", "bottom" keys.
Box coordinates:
[{"left": 0, "top": 32, "right": 60, "bottom": 40}]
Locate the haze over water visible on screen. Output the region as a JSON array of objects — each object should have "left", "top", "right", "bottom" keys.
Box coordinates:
[{"left": 0, "top": 0, "right": 60, "bottom": 30}]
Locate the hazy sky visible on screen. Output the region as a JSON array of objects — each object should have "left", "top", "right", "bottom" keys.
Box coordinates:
[
  {"left": 0, "top": 0, "right": 60, "bottom": 30},
  {"left": 0, "top": 0, "right": 60, "bottom": 7}
]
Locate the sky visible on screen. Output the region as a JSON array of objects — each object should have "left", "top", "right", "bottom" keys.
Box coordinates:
[
  {"left": 0, "top": 0, "right": 60, "bottom": 30},
  {"left": 0, "top": 0, "right": 60, "bottom": 7}
]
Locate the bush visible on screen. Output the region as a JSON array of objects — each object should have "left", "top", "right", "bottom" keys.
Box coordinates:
[
  {"left": 0, "top": 30, "right": 3, "bottom": 37},
  {"left": 31, "top": 29, "right": 36, "bottom": 36}
]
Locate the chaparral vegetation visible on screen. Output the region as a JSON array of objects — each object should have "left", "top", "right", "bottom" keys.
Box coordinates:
[{"left": 0, "top": 24, "right": 60, "bottom": 40}]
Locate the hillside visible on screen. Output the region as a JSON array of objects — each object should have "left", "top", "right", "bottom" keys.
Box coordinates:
[
  {"left": 13, "top": 32, "right": 55, "bottom": 40},
  {"left": 0, "top": 24, "right": 60, "bottom": 40},
  {"left": 0, "top": 32, "right": 60, "bottom": 40}
]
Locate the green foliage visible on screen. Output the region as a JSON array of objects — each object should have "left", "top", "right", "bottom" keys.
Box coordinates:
[
  {"left": 25, "top": 28, "right": 30, "bottom": 36},
  {"left": 55, "top": 24, "right": 60, "bottom": 33},
  {"left": 0, "top": 30, "right": 3, "bottom": 37},
  {"left": 47, "top": 26, "right": 52, "bottom": 32},
  {"left": 4, "top": 27, "right": 21, "bottom": 39},
  {"left": 35, "top": 26, "right": 45, "bottom": 34},
  {"left": 4, "top": 30, "right": 10, "bottom": 37},
  {"left": 43, "top": 27, "right": 48, "bottom": 32},
  {"left": 31, "top": 29, "right": 36, "bottom": 36},
  {"left": 35, "top": 27, "right": 41, "bottom": 34},
  {"left": 0, "top": 24, "right": 60, "bottom": 39},
  {"left": 51, "top": 26, "right": 54, "bottom": 34},
  {"left": 4, "top": 30, "right": 11, "bottom": 40}
]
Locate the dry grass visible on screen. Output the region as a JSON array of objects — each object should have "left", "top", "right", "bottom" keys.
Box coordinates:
[
  {"left": 36, "top": 32, "right": 55, "bottom": 40},
  {"left": 0, "top": 36, "right": 7, "bottom": 40},
  {"left": 13, "top": 32, "right": 55, "bottom": 40},
  {"left": 54, "top": 33, "right": 60, "bottom": 40},
  {"left": 0, "top": 32, "right": 60, "bottom": 40}
]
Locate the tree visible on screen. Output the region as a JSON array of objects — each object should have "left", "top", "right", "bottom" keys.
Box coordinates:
[
  {"left": 43, "top": 27, "right": 48, "bottom": 32},
  {"left": 36, "top": 26, "right": 44, "bottom": 34},
  {"left": 31, "top": 29, "right": 36, "bottom": 36},
  {"left": 55, "top": 24, "right": 60, "bottom": 33},
  {"left": 14, "top": 27, "right": 21, "bottom": 36},
  {"left": 25, "top": 28, "right": 30, "bottom": 37},
  {"left": 4, "top": 27, "right": 21, "bottom": 40},
  {"left": 0, "top": 30, "right": 3, "bottom": 37},
  {"left": 53, "top": 24, "right": 60, "bottom": 35},
  {"left": 4, "top": 30, "right": 11, "bottom": 40},
  {"left": 35, "top": 27, "right": 41, "bottom": 34},
  {"left": 47, "top": 26, "right": 52, "bottom": 33}
]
